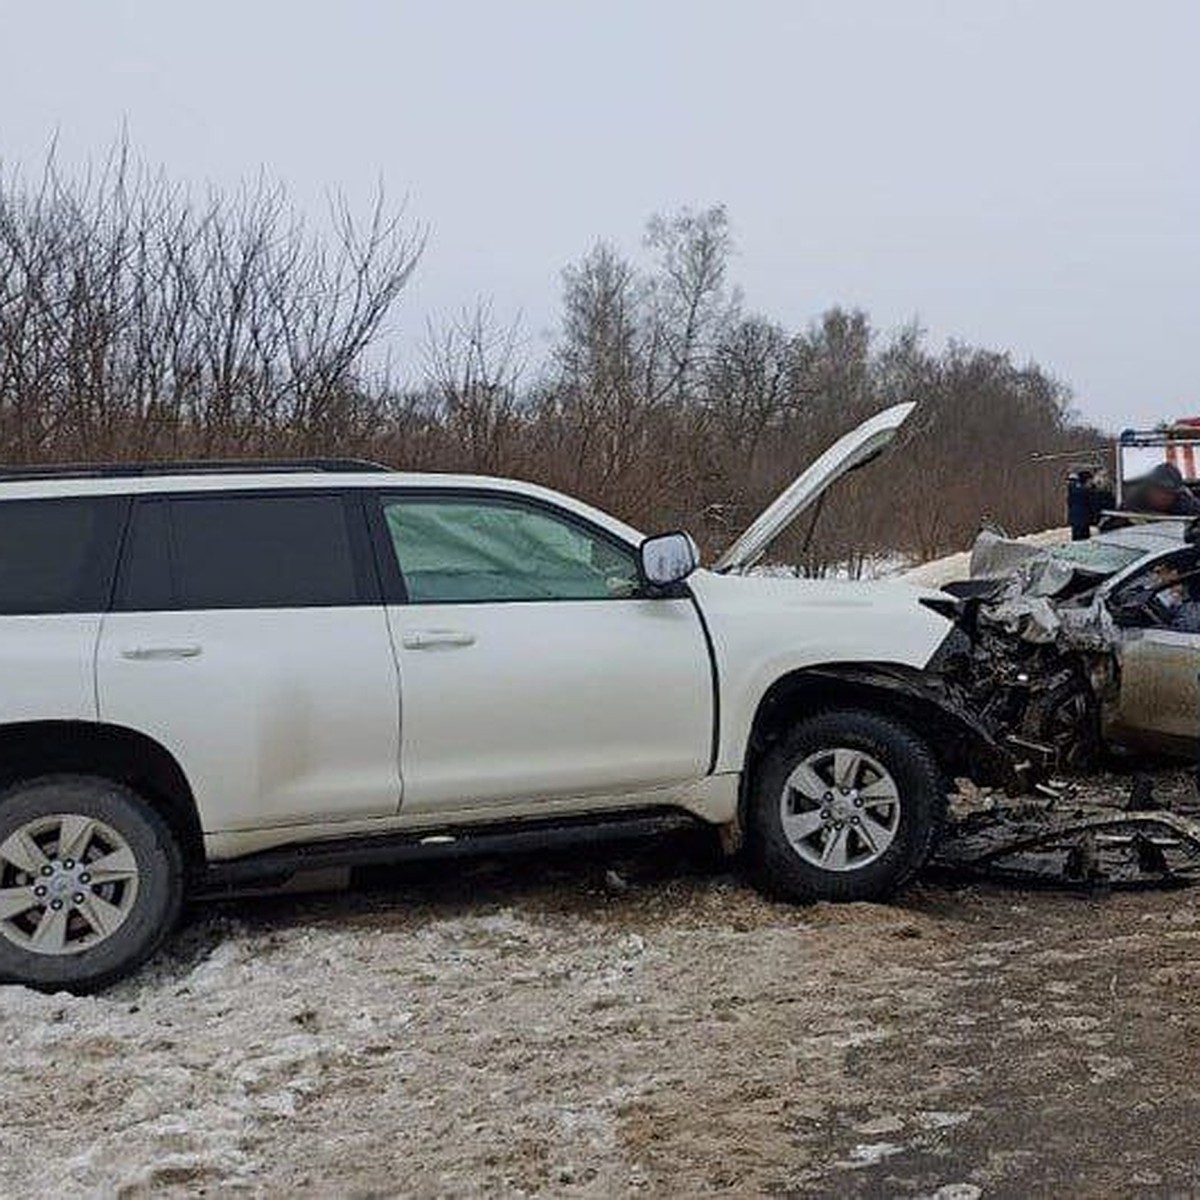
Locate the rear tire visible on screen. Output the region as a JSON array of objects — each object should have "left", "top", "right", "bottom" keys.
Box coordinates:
[
  {"left": 748, "top": 709, "right": 946, "bottom": 903},
  {"left": 0, "top": 775, "right": 184, "bottom": 992}
]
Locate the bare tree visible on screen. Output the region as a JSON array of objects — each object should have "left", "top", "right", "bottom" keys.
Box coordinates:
[
  {"left": 0, "top": 161, "right": 1101, "bottom": 569},
  {"left": 0, "top": 143, "right": 423, "bottom": 462},
  {"left": 422, "top": 301, "right": 525, "bottom": 474}
]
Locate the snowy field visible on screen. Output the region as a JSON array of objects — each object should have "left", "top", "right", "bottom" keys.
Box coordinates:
[{"left": 4, "top": 799, "right": 1200, "bottom": 1197}]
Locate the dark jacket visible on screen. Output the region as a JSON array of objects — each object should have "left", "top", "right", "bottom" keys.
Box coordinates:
[{"left": 1067, "top": 478, "right": 1115, "bottom": 539}]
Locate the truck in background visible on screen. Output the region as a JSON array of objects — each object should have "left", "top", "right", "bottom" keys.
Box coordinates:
[{"left": 1117, "top": 419, "right": 1200, "bottom": 503}]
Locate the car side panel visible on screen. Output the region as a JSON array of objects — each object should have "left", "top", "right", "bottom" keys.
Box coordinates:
[
  {"left": 688, "top": 571, "right": 950, "bottom": 772},
  {"left": 97, "top": 607, "right": 402, "bottom": 831},
  {"left": 385, "top": 597, "right": 714, "bottom": 813},
  {"left": 0, "top": 615, "right": 101, "bottom": 722},
  {"left": 1105, "top": 630, "right": 1200, "bottom": 756}
]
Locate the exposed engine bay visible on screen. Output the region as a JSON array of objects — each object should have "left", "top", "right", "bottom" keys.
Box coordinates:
[
  {"left": 933, "top": 529, "right": 1200, "bottom": 776},
  {"left": 934, "top": 591, "right": 1109, "bottom": 775},
  {"left": 920, "top": 527, "right": 1200, "bottom": 889}
]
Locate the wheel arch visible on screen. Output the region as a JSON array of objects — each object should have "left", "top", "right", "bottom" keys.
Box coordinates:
[
  {"left": 0, "top": 721, "right": 204, "bottom": 878},
  {"left": 741, "top": 663, "right": 1017, "bottom": 814}
]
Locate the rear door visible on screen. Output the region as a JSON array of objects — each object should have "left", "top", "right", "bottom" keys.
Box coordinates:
[
  {"left": 0, "top": 496, "right": 127, "bottom": 722},
  {"left": 96, "top": 491, "right": 402, "bottom": 832},
  {"left": 370, "top": 490, "right": 713, "bottom": 816}
]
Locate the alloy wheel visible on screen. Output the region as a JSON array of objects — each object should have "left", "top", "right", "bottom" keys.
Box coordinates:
[
  {"left": 0, "top": 814, "right": 141, "bottom": 955},
  {"left": 779, "top": 747, "right": 902, "bottom": 872}
]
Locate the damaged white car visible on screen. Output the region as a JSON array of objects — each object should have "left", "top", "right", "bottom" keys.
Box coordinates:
[
  {"left": 936, "top": 521, "right": 1200, "bottom": 769},
  {"left": 0, "top": 403, "right": 1017, "bottom": 991}
]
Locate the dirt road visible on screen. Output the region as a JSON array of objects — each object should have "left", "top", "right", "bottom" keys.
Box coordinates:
[{"left": 2, "top": 791, "right": 1200, "bottom": 1198}]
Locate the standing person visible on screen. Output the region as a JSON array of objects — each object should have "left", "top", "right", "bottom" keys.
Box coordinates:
[
  {"left": 1066, "top": 467, "right": 1114, "bottom": 540},
  {"left": 1067, "top": 469, "right": 1095, "bottom": 540}
]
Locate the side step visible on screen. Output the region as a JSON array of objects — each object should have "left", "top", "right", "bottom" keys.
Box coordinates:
[{"left": 197, "top": 808, "right": 704, "bottom": 896}]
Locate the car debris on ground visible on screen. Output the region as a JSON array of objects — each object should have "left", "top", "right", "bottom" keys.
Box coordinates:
[{"left": 936, "top": 775, "right": 1200, "bottom": 888}]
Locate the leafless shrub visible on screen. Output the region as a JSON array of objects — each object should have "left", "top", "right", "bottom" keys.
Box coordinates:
[
  {"left": 0, "top": 156, "right": 1098, "bottom": 567},
  {"left": 0, "top": 143, "right": 423, "bottom": 462}
]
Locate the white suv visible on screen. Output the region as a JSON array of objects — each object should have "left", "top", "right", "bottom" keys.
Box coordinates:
[{"left": 0, "top": 405, "right": 1006, "bottom": 991}]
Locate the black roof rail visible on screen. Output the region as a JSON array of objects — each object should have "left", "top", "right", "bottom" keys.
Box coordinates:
[{"left": 0, "top": 458, "right": 393, "bottom": 482}]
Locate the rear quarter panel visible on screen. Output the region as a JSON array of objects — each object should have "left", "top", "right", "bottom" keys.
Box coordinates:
[{"left": 0, "top": 615, "right": 99, "bottom": 721}]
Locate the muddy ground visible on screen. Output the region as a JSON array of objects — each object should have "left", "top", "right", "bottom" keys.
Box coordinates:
[{"left": 3, "top": 772, "right": 1200, "bottom": 1198}]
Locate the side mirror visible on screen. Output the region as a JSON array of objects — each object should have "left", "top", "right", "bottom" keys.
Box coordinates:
[{"left": 640, "top": 531, "right": 699, "bottom": 588}]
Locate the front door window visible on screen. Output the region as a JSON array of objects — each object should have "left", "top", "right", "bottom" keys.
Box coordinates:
[{"left": 381, "top": 497, "right": 640, "bottom": 603}]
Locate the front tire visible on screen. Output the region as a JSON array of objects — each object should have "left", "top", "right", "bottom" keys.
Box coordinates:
[
  {"left": 748, "top": 709, "right": 946, "bottom": 903},
  {"left": 0, "top": 775, "right": 184, "bottom": 992}
]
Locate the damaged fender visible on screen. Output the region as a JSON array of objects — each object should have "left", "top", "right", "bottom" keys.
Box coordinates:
[{"left": 797, "top": 662, "right": 1033, "bottom": 792}]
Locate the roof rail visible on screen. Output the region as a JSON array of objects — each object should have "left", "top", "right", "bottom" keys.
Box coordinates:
[{"left": 0, "top": 458, "right": 392, "bottom": 482}]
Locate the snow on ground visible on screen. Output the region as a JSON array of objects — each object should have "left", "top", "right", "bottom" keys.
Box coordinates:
[{"left": 5, "top": 807, "right": 1200, "bottom": 1197}]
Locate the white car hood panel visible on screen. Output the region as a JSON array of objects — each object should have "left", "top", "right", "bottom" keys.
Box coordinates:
[{"left": 713, "top": 401, "right": 916, "bottom": 572}]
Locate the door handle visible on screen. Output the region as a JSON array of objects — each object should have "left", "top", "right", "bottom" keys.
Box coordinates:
[
  {"left": 401, "top": 630, "right": 476, "bottom": 650},
  {"left": 120, "top": 645, "right": 203, "bottom": 661}
]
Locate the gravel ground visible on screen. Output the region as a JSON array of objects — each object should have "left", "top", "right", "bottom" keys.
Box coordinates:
[{"left": 3, "top": 772, "right": 1200, "bottom": 1198}]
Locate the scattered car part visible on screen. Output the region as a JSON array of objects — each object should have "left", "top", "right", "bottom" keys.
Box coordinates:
[{"left": 934, "top": 780, "right": 1200, "bottom": 888}]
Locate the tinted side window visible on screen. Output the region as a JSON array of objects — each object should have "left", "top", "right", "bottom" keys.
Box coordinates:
[
  {"left": 0, "top": 497, "right": 126, "bottom": 615},
  {"left": 117, "top": 500, "right": 174, "bottom": 610},
  {"left": 380, "top": 497, "right": 640, "bottom": 603},
  {"left": 121, "top": 493, "right": 367, "bottom": 610}
]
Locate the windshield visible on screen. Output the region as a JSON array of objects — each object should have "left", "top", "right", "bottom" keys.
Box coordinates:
[{"left": 1047, "top": 540, "right": 1145, "bottom": 575}]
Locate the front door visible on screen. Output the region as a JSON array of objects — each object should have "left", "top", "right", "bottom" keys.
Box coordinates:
[
  {"left": 97, "top": 492, "right": 402, "bottom": 832},
  {"left": 370, "top": 492, "right": 713, "bottom": 815},
  {"left": 1104, "top": 548, "right": 1200, "bottom": 756},
  {"left": 1107, "top": 629, "right": 1200, "bottom": 756}
]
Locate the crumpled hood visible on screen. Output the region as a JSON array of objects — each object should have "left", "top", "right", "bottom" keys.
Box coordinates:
[{"left": 974, "top": 572, "right": 1119, "bottom": 652}]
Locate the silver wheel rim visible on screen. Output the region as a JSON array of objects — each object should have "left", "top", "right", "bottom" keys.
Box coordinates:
[
  {"left": 0, "top": 814, "right": 140, "bottom": 956},
  {"left": 780, "top": 747, "right": 902, "bottom": 872}
]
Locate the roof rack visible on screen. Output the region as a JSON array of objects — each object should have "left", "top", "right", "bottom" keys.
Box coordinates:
[{"left": 0, "top": 458, "right": 392, "bottom": 482}]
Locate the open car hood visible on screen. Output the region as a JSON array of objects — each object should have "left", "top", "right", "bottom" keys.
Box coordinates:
[{"left": 713, "top": 401, "right": 917, "bottom": 572}]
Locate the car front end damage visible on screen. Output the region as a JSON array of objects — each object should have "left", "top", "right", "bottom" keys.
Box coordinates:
[
  {"left": 920, "top": 566, "right": 1200, "bottom": 889},
  {"left": 932, "top": 523, "right": 1200, "bottom": 773},
  {"left": 928, "top": 590, "right": 1115, "bottom": 778}
]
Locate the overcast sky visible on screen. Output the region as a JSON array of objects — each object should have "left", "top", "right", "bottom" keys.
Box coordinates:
[{"left": 2, "top": 0, "right": 1197, "bottom": 429}]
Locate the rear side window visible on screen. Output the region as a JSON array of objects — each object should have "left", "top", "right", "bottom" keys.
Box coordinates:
[
  {"left": 0, "top": 497, "right": 126, "bottom": 615},
  {"left": 118, "top": 493, "right": 369, "bottom": 610}
]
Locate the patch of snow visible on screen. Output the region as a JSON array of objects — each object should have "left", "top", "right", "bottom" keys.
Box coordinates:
[{"left": 839, "top": 1141, "right": 905, "bottom": 1169}]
